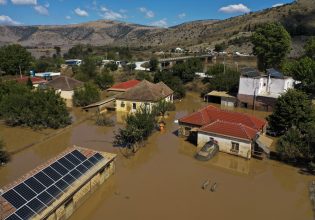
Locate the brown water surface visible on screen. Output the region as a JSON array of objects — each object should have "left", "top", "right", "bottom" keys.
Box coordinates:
[{"left": 0, "top": 92, "right": 312, "bottom": 220}]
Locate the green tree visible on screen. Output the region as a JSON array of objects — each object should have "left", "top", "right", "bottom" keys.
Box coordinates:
[
  {"left": 0, "top": 44, "right": 33, "bottom": 75},
  {"left": 282, "top": 57, "right": 315, "bottom": 94},
  {"left": 104, "top": 62, "right": 118, "bottom": 72},
  {"left": 154, "top": 71, "right": 186, "bottom": 99},
  {"left": 73, "top": 82, "right": 100, "bottom": 107},
  {"left": 94, "top": 70, "right": 114, "bottom": 90},
  {"left": 149, "top": 58, "right": 159, "bottom": 71},
  {"left": 172, "top": 58, "right": 203, "bottom": 83},
  {"left": 135, "top": 71, "right": 153, "bottom": 82},
  {"left": 251, "top": 22, "right": 291, "bottom": 71},
  {"left": 79, "top": 56, "right": 97, "bottom": 79},
  {"left": 152, "top": 100, "right": 176, "bottom": 117},
  {"left": 304, "top": 37, "right": 315, "bottom": 59},
  {"left": 214, "top": 43, "right": 226, "bottom": 52},
  {"left": 0, "top": 139, "right": 10, "bottom": 164},
  {"left": 26, "top": 77, "right": 33, "bottom": 89},
  {"left": 267, "top": 89, "right": 315, "bottom": 134},
  {"left": 0, "top": 89, "right": 71, "bottom": 129},
  {"left": 205, "top": 64, "right": 240, "bottom": 93}
]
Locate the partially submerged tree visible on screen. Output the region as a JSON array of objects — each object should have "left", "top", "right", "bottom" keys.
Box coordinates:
[
  {"left": 94, "top": 70, "right": 114, "bottom": 90},
  {"left": 154, "top": 71, "right": 186, "bottom": 99},
  {"left": 267, "top": 89, "right": 314, "bottom": 134},
  {"left": 73, "top": 82, "right": 100, "bottom": 107},
  {"left": 252, "top": 22, "right": 291, "bottom": 71}
]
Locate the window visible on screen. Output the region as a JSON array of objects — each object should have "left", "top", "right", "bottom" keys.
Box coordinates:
[
  {"left": 231, "top": 142, "right": 239, "bottom": 153},
  {"left": 120, "top": 102, "right": 125, "bottom": 108},
  {"left": 132, "top": 103, "right": 137, "bottom": 110}
]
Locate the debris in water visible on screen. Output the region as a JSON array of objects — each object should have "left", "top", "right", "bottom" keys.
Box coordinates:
[
  {"left": 201, "top": 179, "right": 210, "bottom": 190},
  {"left": 210, "top": 182, "right": 217, "bottom": 192}
]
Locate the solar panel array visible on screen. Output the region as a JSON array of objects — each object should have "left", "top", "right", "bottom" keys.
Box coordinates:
[
  {"left": 267, "top": 68, "right": 284, "bottom": 79},
  {"left": 2, "top": 150, "right": 105, "bottom": 220}
]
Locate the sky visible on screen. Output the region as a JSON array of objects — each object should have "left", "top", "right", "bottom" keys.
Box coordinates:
[{"left": 0, "top": 0, "right": 294, "bottom": 27}]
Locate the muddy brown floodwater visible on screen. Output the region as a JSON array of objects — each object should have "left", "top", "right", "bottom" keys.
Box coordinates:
[{"left": 0, "top": 92, "right": 313, "bottom": 220}]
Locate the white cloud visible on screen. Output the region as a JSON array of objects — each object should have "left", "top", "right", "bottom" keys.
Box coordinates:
[
  {"left": 100, "top": 6, "right": 108, "bottom": 12},
  {"left": 74, "top": 8, "right": 88, "bottom": 17},
  {"left": 0, "top": 15, "right": 20, "bottom": 25},
  {"left": 34, "top": 5, "right": 49, "bottom": 15},
  {"left": 65, "top": 15, "right": 71, "bottom": 20},
  {"left": 139, "top": 7, "right": 154, "bottom": 18},
  {"left": 101, "top": 10, "right": 126, "bottom": 20},
  {"left": 11, "top": 0, "right": 36, "bottom": 5},
  {"left": 272, "top": 3, "right": 284, "bottom": 7},
  {"left": 151, "top": 18, "right": 168, "bottom": 28},
  {"left": 178, "top": 13, "right": 186, "bottom": 19},
  {"left": 0, "top": 0, "right": 7, "bottom": 5},
  {"left": 219, "top": 4, "right": 250, "bottom": 13}
]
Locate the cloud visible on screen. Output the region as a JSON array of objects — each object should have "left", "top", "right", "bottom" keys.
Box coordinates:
[
  {"left": 219, "top": 4, "right": 250, "bottom": 13},
  {"left": 34, "top": 5, "right": 49, "bottom": 15},
  {"left": 11, "top": 0, "right": 36, "bottom": 5},
  {"left": 65, "top": 15, "right": 71, "bottom": 20},
  {"left": 99, "top": 6, "right": 127, "bottom": 20},
  {"left": 139, "top": 7, "right": 155, "bottom": 18},
  {"left": 0, "top": 0, "right": 7, "bottom": 5},
  {"left": 0, "top": 15, "right": 20, "bottom": 25},
  {"left": 178, "top": 13, "right": 186, "bottom": 19},
  {"left": 74, "top": 8, "right": 88, "bottom": 17},
  {"left": 272, "top": 3, "right": 284, "bottom": 7},
  {"left": 151, "top": 18, "right": 168, "bottom": 28}
]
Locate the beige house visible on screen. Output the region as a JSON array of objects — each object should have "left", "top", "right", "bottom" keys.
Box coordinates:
[
  {"left": 115, "top": 80, "right": 173, "bottom": 113},
  {"left": 46, "top": 76, "right": 83, "bottom": 107}
]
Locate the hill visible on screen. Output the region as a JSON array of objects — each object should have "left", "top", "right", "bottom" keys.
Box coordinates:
[{"left": 0, "top": 0, "right": 314, "bottom": 57}]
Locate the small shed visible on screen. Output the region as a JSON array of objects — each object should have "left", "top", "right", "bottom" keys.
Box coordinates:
[{"left": 204, "top": 91, "right": 237, "bottom": 107}]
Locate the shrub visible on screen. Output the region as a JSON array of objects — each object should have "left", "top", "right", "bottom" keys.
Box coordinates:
[
  {"left": 73, "top": 82, "right": 100, "bottom": 107},
  {"left": 0, "top": 139, "right": 10, "bottom": 165}
]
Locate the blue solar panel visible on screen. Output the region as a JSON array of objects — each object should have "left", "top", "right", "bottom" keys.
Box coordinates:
[
  {"left": 5, "top": 214, "right": 21, "bottom": 220},
  {"left": 34, "top": 172, "right": 54, "bottom": 187},
  {"left": 63, "top": 174, "right": 76, "bottom": 185},
  {"left": 14, "top": 183, "right": 36, "bottom": 201},
  {"left": 24, "top": 177, "right": 45, "bottom": 194},
  {"left": 94, "top": 153, "right": 104, "bottom": 161},
  {"left": 27, "top": 198, "right": 46, "bottom": 213},
  {"left": 88, "top": 155, "right": 98, "bottom": 165},
  {"left": 59, "top": 157, "right": 75, "bottom": 170},
  {"left": 42, "top": 166, "right": 62, "bottom": 181},
  {"left": 72, "top": 150, "right": 87, "bottom": 161},
  {"left": 55, "top": 179, "right": 69, "bottom": 191},
  {"left": 83, "top": 160, "right": 93, "bottom": 169},
  {"left": 47, "top": 185, "right": 62, "bottom": 198},
  {"left": 37, "top": 191, "right": 55, "bottom": 206},
  {"left": 2, "top": 190, "right": 26, "bottom": 209},
  {"left": 77, "top": 164, "right": 88, "bottom": 174},
  {"left": 65, "top": 153, "right": 81, "bottom": 166},
  {"left": 16, "top": 205, "right": 35, "bottom": 219},
  {"left": 51, "top": 161, "right": 69, "bottom": 175}
]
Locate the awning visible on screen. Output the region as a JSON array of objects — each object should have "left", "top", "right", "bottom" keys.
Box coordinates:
[{"left": 256, "top": 135, "right": 273, "bottom": 154}]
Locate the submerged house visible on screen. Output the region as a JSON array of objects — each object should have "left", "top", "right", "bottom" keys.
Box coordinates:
[
  {"left": 0, "top": 146, "right": 116, "bottom": 220},
  {"left": 237, "top": 68, "right": 295, "bottom": 111},
  {"left": 115, "top": 80, "right": 174, "bottom": 113},
  {"left": 178, "top": 105, "right": 268, "bottom": 159},
  {"left": 107, "top": 79, "right": 140, "bottom": 93},
  {"left": 46, "top": 76, "right": 83, "bottom": 107}
]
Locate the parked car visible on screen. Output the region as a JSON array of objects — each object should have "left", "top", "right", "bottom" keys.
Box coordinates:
[{"left": 195, "top": 141, "right": 219, "bottom": 161}]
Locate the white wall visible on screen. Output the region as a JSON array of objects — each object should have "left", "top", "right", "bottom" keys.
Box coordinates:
[
  {"left": 197, "top": 132, "right": 252, "bottom": 159},
  {"left": 239, "top": 76, "right": 295, "bottom": 98},
  {"left": 57, "top": 90, "right": 74, "bottom": 107}
]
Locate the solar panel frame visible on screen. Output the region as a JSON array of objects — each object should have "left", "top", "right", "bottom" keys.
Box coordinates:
[
  {"left": 50, "top": 161, "right": 69, "bottom": 175},
  {"left": 72, "top": 150, "right": 87, "bottom": 161},
  {"left": 37, "top": 191, "right": 55, "bottom": 206},
  {"left": 88, "top": 155, "right": 98, "bottom": 165},
  {"left": 63, "top": 174, "right": 76, "bottom": 185},
  {"left": 65, "top": 153, "right": 81, "bottom": 166},
  {"left": 55, "top": 179, "right": 69, "bottom": 191},
  {"left": 5, "top": 214, "right": 22, "bottom": 220},
  {"left": 94, "top": 153, "right": 104, "bottom": 161},
  {"left": 58, "top": 157, "right": 75, "bottom": 170}
]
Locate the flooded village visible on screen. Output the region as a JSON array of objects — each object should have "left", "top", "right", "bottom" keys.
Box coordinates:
[{"left": 1, "top": 1, "right": 315, "bottom": 219}]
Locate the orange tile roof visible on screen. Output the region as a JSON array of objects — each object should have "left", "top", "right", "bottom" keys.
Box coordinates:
[
  {"left": 108, "top": 79, "right": 140, "bottom": 91},
  {"left": 179, "top": 105, "right": 266, "bottom": 130},
  {"left": 199, "top": 120, "right": 258, "bottom": 141},
  {"left": 16, "top": 76, "right": 47, "bottom": 84}
]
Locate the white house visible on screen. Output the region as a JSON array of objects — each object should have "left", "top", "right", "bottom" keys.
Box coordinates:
[{"left": 237, "top": 68, "right": 295, "bottom": 111}]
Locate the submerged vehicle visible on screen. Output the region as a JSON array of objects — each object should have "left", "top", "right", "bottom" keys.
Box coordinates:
[{"left": 195, "top": 141, "right": 219, "bottom": 161}]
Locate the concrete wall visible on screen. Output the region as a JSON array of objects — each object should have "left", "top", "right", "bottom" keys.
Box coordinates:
[
  {"left": 56, "top": 90, "right": 74, "bottom": 108},
  {"left": 116, "top": 95, "right": 173, "bottom": 113},
  {"left": 238, "top": 76, "right": 295, "bottom": 98},
  {"left": 197, "top": 132, "right": 252, "bottom": 159}
]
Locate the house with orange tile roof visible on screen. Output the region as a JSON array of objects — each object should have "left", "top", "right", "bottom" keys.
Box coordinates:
[
  {"left": 107, "top": 79, "right": 141, "bottom": 93},
  {"left": 178, "top": 105, "right": 268, "bottom": 159}
]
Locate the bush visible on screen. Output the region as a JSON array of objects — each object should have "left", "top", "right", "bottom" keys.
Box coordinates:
[
  {"left": 153, "top": 100, "right": 176, "bottom": 116},
  {"left": 95, "top": 113, "right": 114, "bottom": 127},
  {"left": 73, "top": 82, "right": 100, "bottom": 107},
  {"left": 154, "top": 71, "right": 186, "bottom": 99}
]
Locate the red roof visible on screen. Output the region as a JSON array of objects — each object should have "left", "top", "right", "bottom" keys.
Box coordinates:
[
  {"left": 16, "top": 76, "right": 47, "bottom": 84},
  {"left": 179, "top": 105, "right": 266, "bottom": 131},
  {"left": 199, "top": 120, "right": 258, "bottom": 141},
  {"left": 108, "top": 79, "right": 140, "bottom": 91}
]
